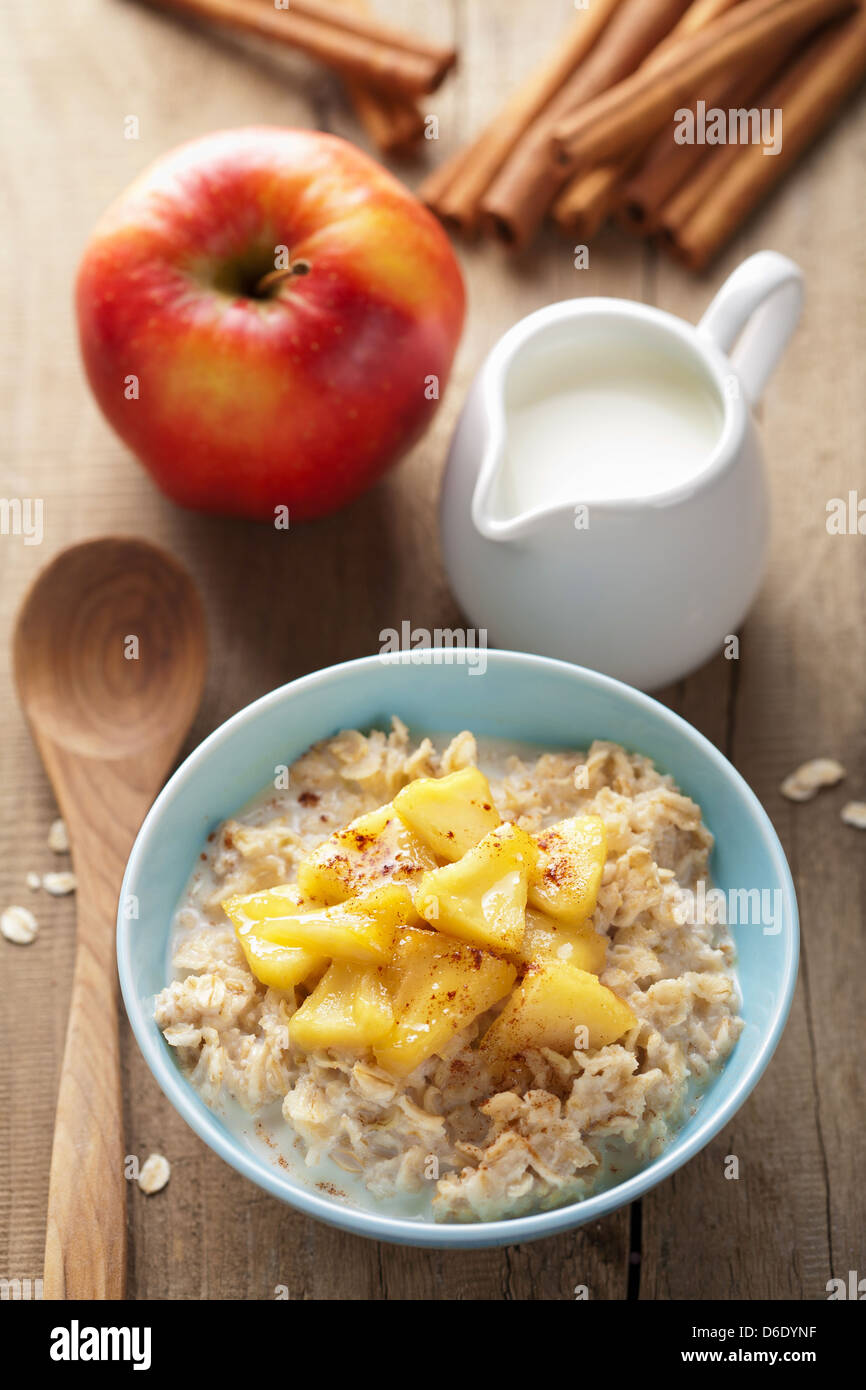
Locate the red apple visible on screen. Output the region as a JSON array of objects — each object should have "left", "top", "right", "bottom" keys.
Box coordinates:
[{"left": 76, "top": 127, "right": 465, "bottom": 521}]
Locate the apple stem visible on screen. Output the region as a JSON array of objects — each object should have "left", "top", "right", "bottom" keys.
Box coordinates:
[{"left": 255, "top": 259, "right": 311, "bottom": 297}]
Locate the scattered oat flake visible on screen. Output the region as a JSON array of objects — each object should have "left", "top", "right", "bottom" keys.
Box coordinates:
[
  {"left": 780, "top": 758, "right": 845, "bottom": 802},
  {"left": 1, "top": 905, "right": 39, "bottom": 945},
  {"left": 48, "top": 818, "right": 69, "bottom": 853},
  {"left": 25, "top": 871, "right": 41, "bottom": 892},
  {"left": 138, "top": 1153, "right": 171, "bottom": 1194},
  {"left": 841, "top": 801, "right": 866, "bottom": 829},
  {"left": 42, "top": 871, "right": 77, "bottom": 896}
]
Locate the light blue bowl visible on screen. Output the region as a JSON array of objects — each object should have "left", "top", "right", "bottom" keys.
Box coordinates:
[{"left": 118, "top": 650, "right": 798, "bottom": 1249}]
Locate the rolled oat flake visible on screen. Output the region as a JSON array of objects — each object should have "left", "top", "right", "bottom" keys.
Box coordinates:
[
  {"left": 43, "top": 871, "right": 77, "bottom": 896},
  {"left": 138, "top": 1153, "right": 171, "bottom": 1194},
  {"left": 48, "top": 818, "right": 70, "bottom": 853},
  {"left": 780, "top": 757, "right": 845, "bottom": 802},
  {"left": 1, "top": 905, "right": 39, "bottom": 945}
]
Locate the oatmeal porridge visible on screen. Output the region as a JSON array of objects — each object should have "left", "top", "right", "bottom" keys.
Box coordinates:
[{"left": 154, "top": 719, "right": 742, "bottom": 1222}]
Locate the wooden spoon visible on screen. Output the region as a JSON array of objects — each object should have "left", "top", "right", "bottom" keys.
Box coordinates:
[{"left": 13, "top": 537, "right": 207, "bottom": 1299}]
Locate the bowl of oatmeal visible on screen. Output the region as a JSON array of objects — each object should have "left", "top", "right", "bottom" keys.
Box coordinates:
[{"left": 118, "top": 651, "right": 798, "bottom": 1248}]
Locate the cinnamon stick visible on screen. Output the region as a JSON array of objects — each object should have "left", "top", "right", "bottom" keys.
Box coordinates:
[
  {"left": 552, "top": 162, "right": 629, "bottom": 241},
  {"left": 616, "top": 76, "right": 736, "bottom": 233},
  {"left": 479, "top": 0, "right": 693, "bottom": 248},
  {"left": 660, "top": 5, "right": 866, "bottom": 269},
  {"left": 552, "top": 0, "right": 745, "bottom": 240},
  {"left": 344, "top": 83, "right": 425, "bottom": 152},
  {"left": 553, "top": 0, "right": 855, "bottom": 168},
  {"left": 668, "top": 0, "right": 748, "bottom": 30},
  {"left": 418, "top": 145, "right": 476, "bottom": 211},
  {"left": 147, "top": 0, "right": 457, "bottom": 96},
  {"left": 336, "top": 0, "right": 425, "bottom": 152},
  {"left": 418, "top": 0, "right": 624, "bottom": 233},
  {"left": 623, "top": 44, "right": 786, "bottom": 233}
]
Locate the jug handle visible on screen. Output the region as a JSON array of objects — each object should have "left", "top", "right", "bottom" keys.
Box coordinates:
[{"left": 697, "top": 250, "right": 803, "bottom": 405}]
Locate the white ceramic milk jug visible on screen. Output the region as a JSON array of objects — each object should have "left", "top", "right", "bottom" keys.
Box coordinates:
[{"left": 439, "top": 251, "right": 803, "bottom": 690}]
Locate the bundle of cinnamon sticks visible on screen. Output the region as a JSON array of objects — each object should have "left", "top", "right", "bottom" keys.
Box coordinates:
[
  {"left": 144, "top": 0, "right": 457, "bottom": 154},
  {"left": 421, "top": 0, "right": 866, "bottom": 270}
]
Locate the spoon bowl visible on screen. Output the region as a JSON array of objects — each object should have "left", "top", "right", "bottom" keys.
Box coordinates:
[
  {"left": 13, "top": 537, "right": 206, "bottom": 1299},
  {"left": 15, "top": 536, "right": 206, "bottom": 762}
]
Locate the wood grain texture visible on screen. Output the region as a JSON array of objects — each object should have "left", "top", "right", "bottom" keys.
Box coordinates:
[{"left": 0, "top": 0, "right": 863, "bottom": 1301}]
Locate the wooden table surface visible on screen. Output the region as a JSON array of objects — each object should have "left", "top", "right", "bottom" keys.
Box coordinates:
[{"left": 1, "top": 0, "right": 863, "bottom": 1301}]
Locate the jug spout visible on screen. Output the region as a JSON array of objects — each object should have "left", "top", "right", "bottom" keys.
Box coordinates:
[
  {"left": 471, "top": 430, "right": 578, "bottom": 542},
  {"left": 470, "top": 435, "right": 547, "bottom": 542},
  {"left": 469, "top": 368, "right": 577, "bottom": 542},
  {"left": 464, "top": 304, "right": 599, "bottom": 543}
]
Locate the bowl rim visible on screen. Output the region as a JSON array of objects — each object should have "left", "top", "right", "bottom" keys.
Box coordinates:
[{"left": 118, "top": 649, "right": 799, "bottom": 1249}]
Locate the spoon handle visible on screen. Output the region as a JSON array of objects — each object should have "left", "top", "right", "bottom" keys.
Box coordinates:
[
  {"left": 43, "top": 875, "right": 127, "bottom": 1299},
  {"left": 39, "top": 771, "right": 143, "bottom": 1302}
]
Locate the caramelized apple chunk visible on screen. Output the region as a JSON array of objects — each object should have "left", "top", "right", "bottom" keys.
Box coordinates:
[
  {"left": 374, "top": 928, "right": 516, "bottom": 1077},
  {"left": 480, "top": 959, "right": 636, "bottom": 1064},
  {"left": 296, "top": 804, "right": 438, "bottom": 904},
  {"left": 223, "top": 883, "right": 326, "bottom": 989},
  {"left": 223, "top": 881, "right": 318, "bottom": 922},
  {"left": 414, "top": 822, "right": 537, "bottom": 954},
  {"left": 261, "top": 901, "right": 393, "bottom": 963},
  {"left": 394, "top": 767, "right": 501, "bottom": 861},
  {"left": 351, "top": 881, "right": 424, "bottom": 928},
  {"left": 233, "top": 929, "right": 326, "bottom": 992},
  {"left": 224, "top": 880, "right": 405, "bottom": 965},
  {"left": 515, "top": 907, "right": 607, "bottom": 976},
  {"left": 289, "top": 960, "right": 393, "bottom": 1051},
  {"left": 528, "top": 815, "right": 607, "bottom": 926}
]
